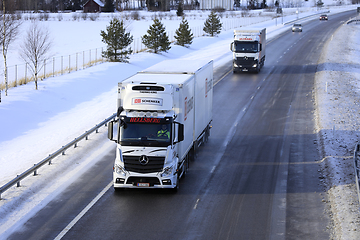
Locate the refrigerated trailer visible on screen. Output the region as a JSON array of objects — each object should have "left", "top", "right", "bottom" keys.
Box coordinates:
[{"left": 108, "top": 59, "right": 213, "bottom": 191}]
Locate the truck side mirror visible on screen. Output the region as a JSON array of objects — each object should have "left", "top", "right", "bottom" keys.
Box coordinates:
[
  {"left": 230, "top": 42, "right": 234, "bottom": 51},
  {"left": 173, "top": 122, "right": 184, "bottom": 143},
  {"left": 108, "top": 121, "right": 115, "bottom": 141},
  {"left": 178, "top": 124, "right": 184, "bottom": 142}
]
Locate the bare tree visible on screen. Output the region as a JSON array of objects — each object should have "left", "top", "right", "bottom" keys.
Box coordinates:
[
  {"left": 1, "top": 0, "right": 22, "bottom": 98},
  {"left": 20, "top": 20, "right": 52, "bottom": 90}
]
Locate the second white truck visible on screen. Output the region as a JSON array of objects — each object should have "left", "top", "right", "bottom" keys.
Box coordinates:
[
  {"left": 108, "top": 59, "right": 213, "bottom": 191},
  {"left": 230, "top": 28, "right": 266, "bottom": 73}
]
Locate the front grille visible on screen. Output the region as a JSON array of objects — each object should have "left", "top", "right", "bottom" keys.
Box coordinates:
[
  {"left": 123, "top": 155, "right": 165, "bottom": 173},
  {"left": 235, "top": 57, "right": 255, "bottom": 66}
]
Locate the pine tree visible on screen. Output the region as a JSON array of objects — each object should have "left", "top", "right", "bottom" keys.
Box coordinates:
[
  {"left": 142, "top": 18, "right": 171, "bottom": 54},
  {"left": 100, "top": 18, "right": 133, "bottom": 63},
  {"left": 175, "top": 17, "right": 194, "bottom": 47},
  {"left": 203, "top": 11, "right": 222, "bottom": 37},
  {"left": 176, "top": 1, "right": 184, "bottom": 17}
]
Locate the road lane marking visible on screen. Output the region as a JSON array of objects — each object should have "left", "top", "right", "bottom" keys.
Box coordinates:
[
  {"left": 54, "top": 181, "right": 113, "bottom": 240},
  {"left": 194, "top": 199, "right": 200, "bottom": 209},
  {"left": 214, "top": 69, "right": 232, "bottom": 86}
]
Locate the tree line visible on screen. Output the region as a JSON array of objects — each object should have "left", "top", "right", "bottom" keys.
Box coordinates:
[
  {"left": 0, "top": 1, "right": 207, "bottom": 13},
  {"left": 101, "top": 10, "right": 222, "bottom": 61},
  {"left": 1, "top": 0, "right": 294, "bottom": 13}
]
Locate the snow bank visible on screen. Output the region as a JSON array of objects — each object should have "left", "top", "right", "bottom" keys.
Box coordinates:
[{"left": 315, "top": 21, "right": 360, "bottom": 239}]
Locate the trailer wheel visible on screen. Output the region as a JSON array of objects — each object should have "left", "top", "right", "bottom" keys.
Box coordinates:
[
  {"left": 189, "top": 147, "right": 196, "bottom": 162},
  {"left": 204, "top": 126, "right": 210, "bottom": 143}
]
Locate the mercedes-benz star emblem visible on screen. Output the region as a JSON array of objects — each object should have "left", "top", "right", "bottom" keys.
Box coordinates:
[{"left": 139, "top": 155, "right": 149, "bottom": 165}]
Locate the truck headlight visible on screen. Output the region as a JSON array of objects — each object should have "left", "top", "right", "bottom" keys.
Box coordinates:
[
  {"left": 161, "top": 165, "right": 174, "bottom": 177},
  {"left": 114, "top": 164, "right": 126, "bottom": 176}
]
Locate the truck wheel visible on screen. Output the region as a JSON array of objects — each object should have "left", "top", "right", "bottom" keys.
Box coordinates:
[
  {"left": 181, "top": 159, "right": 188, "bottom": 178},
  {"left": 172, "top": 174, "right": 180, "bottom": 193},
  {"left": 189, "top": 147, "right": 196, "bottom": 162},
  {"left": 114, "top": 187, "right": 124, "bottom": 192},
  {"left": 204, "top": 126, "right": 210, "bottom": 143}
]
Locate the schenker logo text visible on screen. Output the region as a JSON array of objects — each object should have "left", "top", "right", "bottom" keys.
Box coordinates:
[{"left": 132, "top": 97, "right": 163, "bottom": 106}]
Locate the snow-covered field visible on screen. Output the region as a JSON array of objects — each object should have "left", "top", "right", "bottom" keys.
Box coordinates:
[{"left": 0, "top": 2, "right": 360, "bottom": 239}]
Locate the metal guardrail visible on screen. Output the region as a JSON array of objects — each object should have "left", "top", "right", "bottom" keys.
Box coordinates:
[
  {"left": 0, "top": 113, "right": 117, "bottom": 199},
  {"left": 347, "top": 19, "right": 360, "bottom": 24},
  {"left": 354, "top": 144, "right": 360, "bottom": 205},
  {"left": 283, "top": 11, "right": 331, "bottom": 25}
]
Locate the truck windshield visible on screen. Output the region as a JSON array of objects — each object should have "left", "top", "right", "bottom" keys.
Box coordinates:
[
  {"left": 234, "top": 41, "right": 258, "bottom": 53},
  {"left": 119, "top": 121, "right": 171, "bottom": 147}
]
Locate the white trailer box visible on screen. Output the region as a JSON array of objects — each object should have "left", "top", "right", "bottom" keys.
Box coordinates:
[
  {"left": 230, "top": 28, "right": 266, "bottom": 73},
  {"left": 108, "top": 59, "right": 213, "bottom": 191},
  {"left": 141, "top": 60, "right": 213, "bottom": 145}
]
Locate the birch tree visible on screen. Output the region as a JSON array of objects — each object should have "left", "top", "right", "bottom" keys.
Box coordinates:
[
  {"left": 20, "top": 20, "right": 52, "bottom": 90},
  {"left": 1, "top": 0, "right": 21, "bottom": 97}
]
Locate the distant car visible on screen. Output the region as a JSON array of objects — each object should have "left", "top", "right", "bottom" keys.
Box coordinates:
[
  {"left": 292, "top": 24, "right": 302, "bottom": 32},
  {"left": 319, "top": 14, "right": 328, "bottom": 20}
]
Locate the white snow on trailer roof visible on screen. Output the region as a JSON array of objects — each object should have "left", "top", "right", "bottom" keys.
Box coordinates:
[
  {"left": 140, "top": 59, "right": 213, "bottom": 75},
  {"left": 235, "top": 27, "right": 266, "bottom": 33},
  {"left": 123, "top": 73, "right": 193, "bottom": 85}
]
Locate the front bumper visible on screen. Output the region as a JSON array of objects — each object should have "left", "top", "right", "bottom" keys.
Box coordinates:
[
  {"left": 233, "top": 60, "right": 259, "bottom": 71},
  {"left": 113, "top": 171, "right": 177, "bottom": 189}
]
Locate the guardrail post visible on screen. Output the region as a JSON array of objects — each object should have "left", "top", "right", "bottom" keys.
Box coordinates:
[
  {"left": 34, "top": 164, "right": 37, "bottom": 176},
  {"left": 17, "top": 176, "right": 20, "bottom": 187},
  {"left": 354, "top": 144, "right": 360, "bottom": 206}
]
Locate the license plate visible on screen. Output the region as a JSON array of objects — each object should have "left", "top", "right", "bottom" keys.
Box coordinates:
[{"left": 137, "top": 183, "right": 150, "bottom": 187}]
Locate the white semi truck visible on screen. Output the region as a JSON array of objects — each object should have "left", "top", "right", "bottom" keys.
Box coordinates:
[
  {"left": 108, "top": 59, "right": 213, "bottom": 191},
  {"left": 230, "top": 28, "right": 266, "bottom": 73}
]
